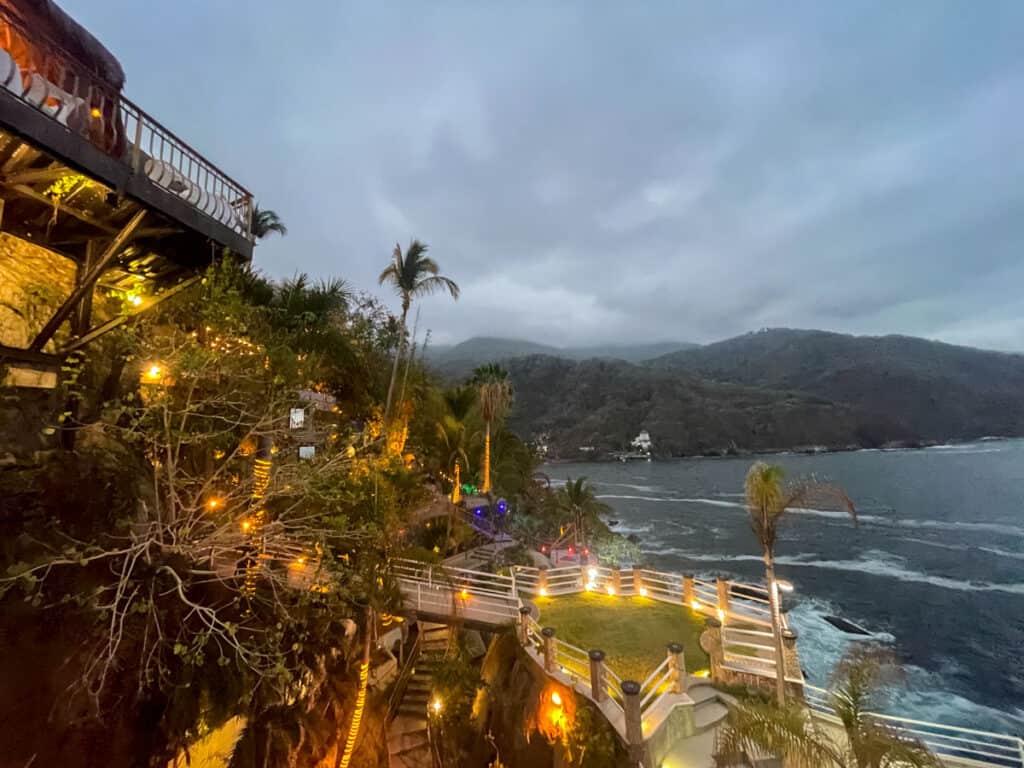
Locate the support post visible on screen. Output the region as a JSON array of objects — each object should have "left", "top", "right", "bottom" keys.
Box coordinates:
[
  {"left": 632, "top": 565, "right": 643, "bottom": 595},
  {"left": 703, "top": 617, "right": 725, "bottom": 685},
  {"left": 621, "top": 680, "right": 647, "bottom": 767},
  {"left": 541, "top": 627, "right": 557, "bottom": 673},
  {"left": 588, "top": 649, "right": 606, "bottom": 702},
  {"left": 781, "top": 623, "right": 803, "bottom": 697},
  {"left": 610, "top": 567, "right": 622, "bottom": 595},
  {"left": 683, "top": 574, "right": 696, "bottom": 607},
  {"left": 538, "top": 567, "right": 548, "bottom": 595},
  {"left": 518, "top": 606, "right": 532, "bottom": 646},
  {"left": 717, "top": 577, "right": 731, "bottom": 615},
  {"left": 666, "top": 642, "right": 686, "bottom": 694}
]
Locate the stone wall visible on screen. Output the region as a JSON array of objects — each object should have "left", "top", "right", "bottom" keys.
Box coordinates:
[{"left": 0, "top": 233, "right": 76, "bottom": 351}]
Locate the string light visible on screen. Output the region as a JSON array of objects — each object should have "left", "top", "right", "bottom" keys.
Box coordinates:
[{"left": 338, "top": 661, "right": 369, "bottom": 768}]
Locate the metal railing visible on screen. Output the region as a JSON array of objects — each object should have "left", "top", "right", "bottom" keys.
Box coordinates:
[
  {"left": 0, "top": 6, "right": 253, "bottom": 241},
  {"left": 804, "top": 684, "right": 1024, "bottom": 768}
]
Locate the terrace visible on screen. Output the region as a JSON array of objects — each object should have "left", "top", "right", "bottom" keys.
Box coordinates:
[{"left": 0, "top": 1, "right": 253, "bottom": 382}]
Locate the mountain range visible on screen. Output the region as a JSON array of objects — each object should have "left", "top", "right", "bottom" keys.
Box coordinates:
[{"left": 427, "top": 329, "right": 1024, "bottom": 458}]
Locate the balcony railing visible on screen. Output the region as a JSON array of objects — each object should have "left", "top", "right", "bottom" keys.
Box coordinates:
[{"left": 0, "top": 5, "right": 253, "bottom": 242}]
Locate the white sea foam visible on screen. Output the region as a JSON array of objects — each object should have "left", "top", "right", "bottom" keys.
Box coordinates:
[{"left": 600, "top": 481, "right": 662, "bottom": 493}]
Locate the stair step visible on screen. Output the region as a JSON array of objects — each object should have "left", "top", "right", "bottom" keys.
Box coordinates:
[
  {"left": 388, "top": 727, "right": 428, "bottom": 754},
  {"left": 694, "top": 700, "right": 729, "bottom": 731}
]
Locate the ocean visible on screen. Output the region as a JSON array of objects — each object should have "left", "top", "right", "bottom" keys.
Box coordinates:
[{"left": 546, "top": 439, "right": 1024, "bottom": 734}]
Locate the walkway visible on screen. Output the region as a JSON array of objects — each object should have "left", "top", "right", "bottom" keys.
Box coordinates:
[{"left": 387, "top": 623, "right": 449, "bottom": 768}]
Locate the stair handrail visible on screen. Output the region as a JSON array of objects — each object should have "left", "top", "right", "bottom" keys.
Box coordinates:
[{"left": 386, "top": 626, "right": 423, "bottom": 721}]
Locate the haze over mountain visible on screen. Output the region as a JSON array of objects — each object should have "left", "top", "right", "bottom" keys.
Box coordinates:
[
  {"left": 425, "top": 336, "right": 696, "bottom": 376},
  {"left": 432, "top": 328, "right": 1024, "bottom": 457}
]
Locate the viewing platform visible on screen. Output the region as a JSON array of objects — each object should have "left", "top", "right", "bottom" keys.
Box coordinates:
[{"left": 0, "top": 1, "right": 253, "bottom": 381}]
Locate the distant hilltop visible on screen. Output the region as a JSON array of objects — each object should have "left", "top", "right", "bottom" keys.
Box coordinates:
[
  {"left": 428, "top": 328, "right": 1024, "bottom": 458},
  {"left": 425, "top": 336, "right": 697, "bottom": 377}
]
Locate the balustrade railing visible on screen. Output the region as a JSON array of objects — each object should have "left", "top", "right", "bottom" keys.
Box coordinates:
[{"left": 0, "top": 5, "right": 253, "bottom": 241}]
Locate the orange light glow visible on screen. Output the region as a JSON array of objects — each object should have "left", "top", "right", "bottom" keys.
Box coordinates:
[
  {"left": 460, "top": 588, "right": 469, "bottom": 599},
  {"left": 717, "top": 608, "right": 726, "bottom": 623},
  {"left": 691, "top": 599, "right": 701, "bottom": 611},
  {"left": 539, "top": 587, "right": 548, "bottom": 597},
  {"left": 241, "top": 520, "right": 252, "bottom": 532},
  {"left": 207, "top": 498, "right": 220, "bottom": 510},
  {"left": 550, "top": 691, "right": 562, "bottom": 706},
  {"left": 144, "top": 364, "right": 161, "bottom": 381},
  {"left": 639, "top": 587, "right": 648, "bottom": 597},
  {"left": 606, "top": 585, "right": 616, "bottom": 596},
  {"left": 90, "top": 107, "right": 101, "bottom": 118}
]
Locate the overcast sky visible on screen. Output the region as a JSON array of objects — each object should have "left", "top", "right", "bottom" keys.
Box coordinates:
[{"left": 66, "top": 1, "right": 1024, "bottom": 351}]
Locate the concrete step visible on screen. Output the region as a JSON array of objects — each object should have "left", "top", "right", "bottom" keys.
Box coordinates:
[
  {"left": 388, "top": 727, "right": 429, "bottom": 755},
  {"left": 694, "top": 700, "right": 729, "bottom": 732},
  {"left": 687, "top": 684, "right": 720, "bottom": 705}
]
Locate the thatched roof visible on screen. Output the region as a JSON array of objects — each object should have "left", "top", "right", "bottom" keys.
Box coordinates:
[{"left": 2, "top": 0, "right": 125, "bottom": 90}]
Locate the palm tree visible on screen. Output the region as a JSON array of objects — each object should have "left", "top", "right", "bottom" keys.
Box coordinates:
[
  {"left": 250, "top": 204, "right": 288, "bottom": 240},
  {"left": 471, "top": 364, "right": 513, "bottom": 494},
  {"left": 378, "top": 240, "right": 460, "bottom": 419},
  {"left": 716, "top": 647, "right": 941, "bottom": 768},
  {"left": 555, "top": 477, "right": 612, "bottom": 553},
  {"left": 744, "top": 462, "right": 855, "bottom": 704}
]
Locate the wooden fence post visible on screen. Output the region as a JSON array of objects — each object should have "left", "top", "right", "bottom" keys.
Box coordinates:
[
  {"left": 703, "top": 617, "right": 724, "bottom": 684},
  {"left": 717, "top": 577, "right": 731, "bottom": 615},
  {"left": 518, "top": 606, "right": 532, "bottom": 646},
  {"left": 611, "top": 567, "right": 622, "bottom": 595},
  {"left": 588, "top": 649, "right": 606, "bottom": 702},
  {"left": 683, "top": 574, "right": 695, "bottom": 607},
  {"left": 541, "top": 627, "right": 557, "bottom": 673},
  {"left": 666, "top": 641, "right": 686, "bottom": 694},
  {"left": 538, "top": 567, "right": 549, "bottom": 595},
  {"left": 632, "top": 565, "right": 644, "bottom": 595},
  {"left": 621, "top": 680, "right": 648, "bottom": 767}
]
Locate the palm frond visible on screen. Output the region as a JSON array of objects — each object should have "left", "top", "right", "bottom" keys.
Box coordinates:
[
  {"left": 410, "top": 275, "right": 460, "bottom": 300},
  {"left": 716, "top": 700, "right": 844, "bottom": 768}
]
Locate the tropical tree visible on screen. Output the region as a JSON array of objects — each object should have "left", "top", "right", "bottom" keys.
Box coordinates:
[
  {"left": 555, "top": 477, "right": 612, "bottom": 552},
  {"left": 716, "top": 646, "right": 940, "bottom": 768},
  {"left": 378, "top": 240, "right": 459, "bottom": 419},
  {"left": 250, "top": 204, "right": 288, "bottom": 240},
  {"left": 744, "top": 462, "right": 855, "bottom": 704},
  {"left": 471, "top": 364, "right": 513, "bottom": 494}
]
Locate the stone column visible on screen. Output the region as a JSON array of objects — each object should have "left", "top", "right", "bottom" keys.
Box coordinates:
[
  {"left": 703, "top": 617, "right": 725, "bottom": 684},
  {"left": 542, "top": 627, "right": 557, "bottom": 673},
  {"left": 518, "top": 606, "right": 532, "bottom": 646},
  {"left": 683, "top": 574, "right": 696, "bottom": 607},
  {"left": 621, "top": 680, "right": 648, "bottom": 767},
  {"left": 588, "top": 649, "right": 607, "bottom": 702},
  {"left": 632, "top": 565, "right": 644, "bottom": 595},
  {"left": 610, "top": 567, "right": 623, "bottom": 595},
  {"left": 666, "top": 642, "right": 686, "bottom": 693},
  {"left": 716, "top": 578, "right": 731, "bottom": 615}
]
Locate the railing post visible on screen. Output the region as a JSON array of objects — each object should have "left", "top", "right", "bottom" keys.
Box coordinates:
[
  {"left": 541, "top": 627, "right": 557, "bottom": 673},
  {"left": 667, "top": 641, "right": 686, "bottom": 694},
  {"left": 781, "top": 625, "right": 803, "bottom": 696},
  {"left": 632, "top": 565, "right": 644, "bottom": 595},
  {"left": 588, "top": 649, "right": 607, "bottom": 702},
  {"left": 416, "top": 582, "right": 421, "bottom": 611},
  {"left": 621, "top": 680, "right": 647, "bottom": 767},
  {"left": 518, "top": 606, "right": 532, "bottom": 646},
  {"left": 131, "top": 109, "right": 143, "bottom": 172},
  {"left": 683, "top": 574, "right": 695, "bottom": 607},
  {"left": 611, "top": 567, "right": 622, "bottom": 595},
  {"left": 538, "top": 567, "right": 548, "bottom": 595},
  {"left": 703, "top": 617, "right": 725, "bottom": 685},
  {"left": 717, "top": 577, "right": 731, "bottom": 615}
]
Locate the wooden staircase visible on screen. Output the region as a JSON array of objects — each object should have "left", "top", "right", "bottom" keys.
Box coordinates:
[{"left": 387, "top": 623, "right": 449, "bottom": 768}]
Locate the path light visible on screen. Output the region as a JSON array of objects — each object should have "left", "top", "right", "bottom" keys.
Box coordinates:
[
  {"left": 717, "top": 608, "right": 726, "bottom": 623},
  {"left": 431, "top": 698, "right": 442, "bottom": 715},
  {"left": 129, "top": 294, "right": 143, "bottom": 307},
  {"left": 206, "top": 498, "right": 221, "bottom": 510},
  {"left": 691, "top": 600, "right": 701, "bottom": 611},
  {"left": 606, "top": 585, "right": 616, "bottom": 596},
  {"left": 144, "top": 364, "right": 162, "bottom": 381},
  {"left": 241, "top": 519, "right": 252, "bottom": 532},
  {"left": 587, "top": 567, "right": 598, "bottom": 580},
  {"left": 550, "top": 691, "right": 562, "bottom": 706},
  {"left": 639, "top": 587, "right": 648, "bottom": 597},
  {"left": 539, "top": 587, "right": 548, "bottom": 597},
  {"left": 460, "top": 588, "right": 469, "bottom": 599}
]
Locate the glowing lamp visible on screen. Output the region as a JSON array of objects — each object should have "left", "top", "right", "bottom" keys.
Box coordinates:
[
  {"left": 568, "top": 546, "right": 574, "bottom": 555},
  {"left": 431, "top": 698, "right": 442, "bottom": 714},
  {"left": 717, "top": 608, "right": 726, "bottom": 622},
  {"left": 129, "top": 294, "right": 143, "bottom": 306},
  {"left": 550, "top": 691, "right": 562, "bottom": 706},
  {"left": 241, "top": 520, "right": 252, "bottom": 532},
  {"left": 587, "top": 567, "right": 598, "bottom": 580},
  {"left": 460, "top": 588, "right": 469, "bottom": 599},
  {"left": 144, "top": 364, "right": 162, "bottom": 381},
  {"left": 539, "top": 587, "right": 548, "bottom": 597},
  {"left": 606, "top": 585, "right": 616, "bottom": 596},
  {"left": 691, "top": 600, "right": 701, "bottom": 611},
  {"left": 639, "top": 587, "right": 648, "bottom": 597},
  {"left": 90, "top": 107, "right": 102, "bottom": 118},
  {"left": 206, "top": 498, "right": 221, "bottom": 510},
  {"left": 584, "top": 582, "right": 594, "bottom": 592}
]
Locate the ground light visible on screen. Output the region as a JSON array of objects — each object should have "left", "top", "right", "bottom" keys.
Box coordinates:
[
  {"left": 539, "top": 587, "right": 548, "bottom": 597},
  {"left": 717, "top": 609, "right": 726, "bottom": 622},
  {"left": 691, "top": 599, "right": 701, "bottom": 611},
  {"left": 606, "top": 585, "right": 616, "bottom": 596},
  {"left": 639, "top": 587, "right": 648, "bottom": 597},
  {"left": 431, "top": 698, "right": 442, "bottom": 714}
]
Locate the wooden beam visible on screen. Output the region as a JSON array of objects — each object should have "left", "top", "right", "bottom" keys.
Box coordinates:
[
  {"left": 30, "top": 209, "right": 147, "bottom": 352},
  {"left": 3, "top": 166, "right": 73, "bottom": 186},
  {"left": 60, "top": 274, "right": 200, "bottom": 353},
  {"left": 3, "top": 183, "right": 119, "bottom": 234},
  {"left": 0, "top": 343, "right": 62, "bottom": 370}
]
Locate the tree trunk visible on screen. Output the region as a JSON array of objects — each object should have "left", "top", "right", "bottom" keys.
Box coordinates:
[
  {"left": 384, "top": 305, "right": 409, "bottom": 420},
  {"left": 764, "top": 550, "right": 788, "bottom": 705},
  {"left": 482, "top": 421, "right": 492, "bottom": 493}
]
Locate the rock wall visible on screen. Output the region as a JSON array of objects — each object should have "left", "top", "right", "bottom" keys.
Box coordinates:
[{"left": 0, "top": 233, "right": 76, "bottom": 350}]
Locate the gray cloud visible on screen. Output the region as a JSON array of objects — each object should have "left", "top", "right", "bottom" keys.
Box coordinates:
[{"left": 65, "top": 1, "right": 1024, "bottom": 350}]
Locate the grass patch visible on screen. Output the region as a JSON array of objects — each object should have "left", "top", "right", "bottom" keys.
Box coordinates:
[{"left": 535, "top": 591, "right": 710, "bottom": 683}]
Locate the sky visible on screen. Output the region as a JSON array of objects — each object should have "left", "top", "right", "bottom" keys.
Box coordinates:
[{"left": 65, "top": 1, "right": 1024, "bottom": 351}]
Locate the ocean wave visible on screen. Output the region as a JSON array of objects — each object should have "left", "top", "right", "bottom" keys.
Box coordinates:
[
  {"left": 978, "top": 546, "right": 1024, "bottom": 561},
  {"left": 665, "top": 521, "right": 696, "bottom": 535},
  {"left": 599, "top": 481, "right": 662, "bottom": 493},
  {"left": 612, "top": 521, "right": 653, "bottom": 534},
  {"left": 598, "top": 494, "right": 680, "bottom": 503}
]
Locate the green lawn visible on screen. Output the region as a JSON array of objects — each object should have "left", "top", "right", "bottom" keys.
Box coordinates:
[{"left": 535, "top": 591, "right": 710, "bottom": 683}]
